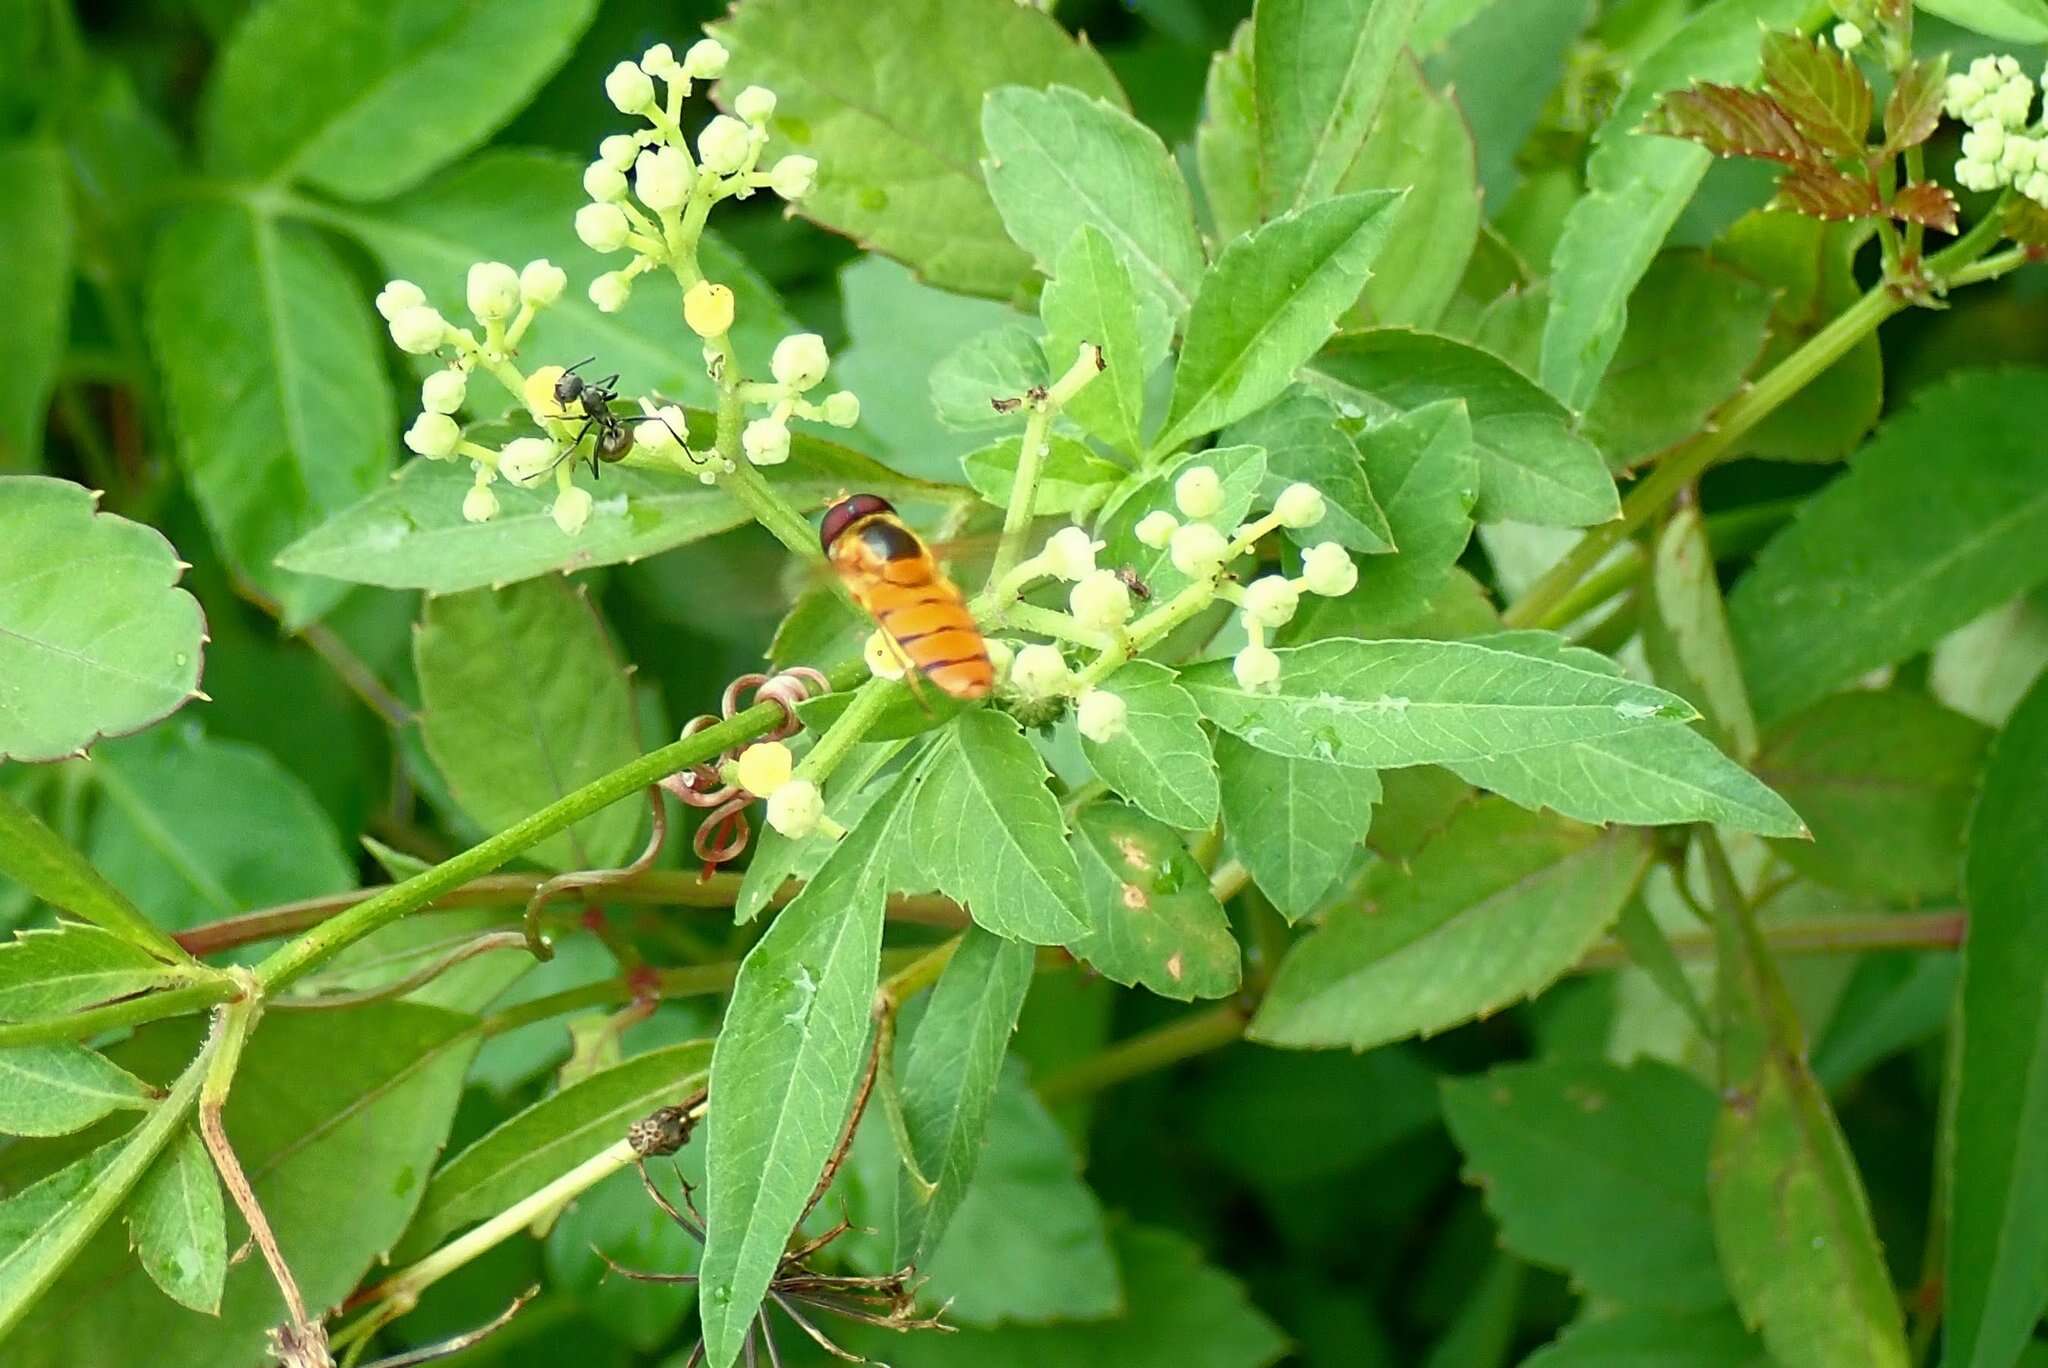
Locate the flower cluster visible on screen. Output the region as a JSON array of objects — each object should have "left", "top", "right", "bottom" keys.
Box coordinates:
[
  {"left": 730, "top": 739, "right": 836, "bottom": 840},
  {"left": 1947, "top": 56, "right": 2048, "bottom": 205}
]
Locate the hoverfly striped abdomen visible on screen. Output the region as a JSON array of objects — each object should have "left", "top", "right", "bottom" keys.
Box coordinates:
[{"left": 820, "top": 494, "right": 995, "bottom": 701}]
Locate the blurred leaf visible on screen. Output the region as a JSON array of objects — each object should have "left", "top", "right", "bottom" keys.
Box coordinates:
[
  {"left": 963, "top": 434, "right": 1126, "bottom": 517},
  {"left": 1522, "top": 1307, "right": 1771, "bottom": 1367},
  {"left": 1314, "top": 330, "right": 1617, "bottom": 527},
  {"left": 711, "top": 0, "right": 1125, "bottom": 300},
  {"left": 0, "top": 142, "right": 70, "bottom": 469},
  {"left": 1540, "top": 0, "right": 1808, "bottom": 410},
  {"left": 0, "top": 925, "right": 195, "bottom": 1020},
  {"left": 126, "top": 1127, "right": 226, "bottom": 1314},
  {"left": 1079, "top": 661, "right": 1219, "bottom": 831},
  {"left": 1428, "top": 0, "right": 1591, "bottom": 200},
  {"left": 87, "top": 726, "right": 356, "bottom": 935},
  {"left": 147, "top": 203, "right": 392, "bottom": 624},
  {"left": 1945, "top": 673, "right": 2048, "bottom": 1368},
  {"left": 1216, "top": 733, "right": 1378, "bottom": 922},
  {"left": 1419, "top": 1255, "right": 1522, "bottom": 1368},
  {"left": 1931, "top": 589, "right": 2048, "bottom": 726},
  {"left": 1755, "top": 689, "right": 1989, "bottom": 902},
  {"left": 895, "top": 928, "right": 1034, "bottom": 1264},
  {"left": 1253, "top": 0, "right": 1423, "bottom": 216},
  {"left": 1042, "top": 225, "right": 1172, "bottom": 458},
  {"left": 1068, "top": 802, "right": 1238, "bottom": 1001},
  {"left": 1195, "top": 21, "right": 1260, "bottom": 244},
  {"left": 1195, "top": 1044, "right": 1437, "bottom": 1184},
  {"left": 930, "top": 326, "right": 1046, "bottom": 430},
  {"left": 0, "top": 1043, "right": 152, "bottom": 1137},
  {"left": 1644, "top": 506, "right": 1761, "bottom": 759},
  {"left": 1343, "top": 57, "right": 1482, "bottom": 330},
  {"left": 1155, "top": 192, "right": 1404, "bottom": 455},
  {"left": 415, "top": 580, "right": 639, "bottom": 871},
  {"left": 1729, "top": 369, "right": 2048, "bottom": 724},
  {"left": 1251, "top": 799, "right": 1650, "bottom": 1049},
  {"left": 1883, "top": 55, "right": 1949, "bottom": 154},
  {"left": 0, "top": 478, "right": 205, "bottom": 764},
  {"left": 546, "top": 1161, "right": 701, "bottom": 1350},
  {"left": 1584, "top": 253, "right": 1774, "bottom": 471},
  {"left": 399, "top": 1040, "right": 712, "bottom": 1258},
  {"left": 1223, "top": 387, "right": 1394, "bottom": 554},
  {"left": 1443, "top": 1058, "right": 1726, "bottom": 1309},
  {"left": 1915, "top": 0, "right": 2048, "bottom": 41},
  {"left": 1098, "top": 445, "right": 1267, "bottom": 602},
  {"left": 982, "top": 85, "right": 1206, "bottom": 321},
  {"left": 203, "top": 0, "right": 596, "bottom": 198},
  {"left": 1812, "top": 950, "right": 1958, "bottom": 1090}
]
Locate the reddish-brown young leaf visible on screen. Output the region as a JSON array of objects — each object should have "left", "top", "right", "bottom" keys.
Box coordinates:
[
  {"left": 1650, "top": 84, "right": 1826, "bottom": 167},
  {"left": 2004, "top": 199, "right": 2048, "bottom": 247},
  {"left": 1890, "top": 181, "right": 1961, "bottom": 232},
  {"left": 1772, "top": 166, "right": 1885, "bottom": 220},
  {"left": 1761, "top": 31, "right": 1874, "bottom": 157},
  {"left": 1883, "top": 55, "right": 1950, "bottom": 156}
]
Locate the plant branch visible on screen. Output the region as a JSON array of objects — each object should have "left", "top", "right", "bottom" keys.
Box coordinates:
[{"left": 988, "top": 344, "right": 1104, "bottom": 589}]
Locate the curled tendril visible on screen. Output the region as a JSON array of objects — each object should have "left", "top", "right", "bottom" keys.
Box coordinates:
[
  {"left": 660, "top": 667, "right": 832, "bottom": 873},
  {"left": 521, "top": 785, "right": 669, "bottom": 960}
]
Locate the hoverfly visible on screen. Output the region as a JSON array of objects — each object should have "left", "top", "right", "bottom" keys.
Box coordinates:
[{"left": 819, "top": 493, "right": 995, "bottom": 701}]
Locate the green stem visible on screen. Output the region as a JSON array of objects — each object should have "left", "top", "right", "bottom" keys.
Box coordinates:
[
  {"left": 794, "top": 677, "right": 896, "bottom": 785},
  {"left": 0, "top": 978, "right": 239, "bottom": 1048},
  {"left": 1037, "top": 1003, "right": 1249, "bottom": 1103},
  {"left": 988, "top": 345, "right": 1105, "bottom": 588}
]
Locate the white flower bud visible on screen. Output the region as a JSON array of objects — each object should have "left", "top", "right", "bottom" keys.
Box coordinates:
[
  {"left": 1039, "top": 526, "right": 1102, "bottom": 581},
  {"left": 1169, "top": 521, "right": 1230, "bottom": 579},
  {"left": 466, "top": 261, "right": 521, "bottom": 322},
  {"left": 605, "top": 60, "right": 657, "bottom": 115},
  {"left": 1241, "top": 575, "right": 1300, "bottom": 629},
  {"left": 588, "top": 271, "right": 632, "bottom": 314},
  {"left": 499, "top": 437, "right": 559, "bottom": 487},
  {"left": 1134, "top": 510, "right": 1178, "bottom": 549},
  {"left": 1831, "top": 22, "right": 1863, "bottom": 51},
  {"left": 1075, "top": 688, "right": 1128, "bottom": 744},
  {"left": 1233, "top": 643, "right": 1281, "bottom": 692},
  {"left": 768, "top": 154, "right": 817, "bottom": 200},
  {"left": 1273, "top": 482, "right": 1327, "bottom": 529},
  {"left": 736, "top": 741, "right": 794, "bottom": 795},
  {"left": 599, "top": 133, "right": 640, "bottom": 170},
  {"left": 636, "top": 405, "right": 689, "bottom": 454},
  {"left": 640, "top": 43, "right": 678, "bottom": 77},
  {"left": 552, "top": 485, "right": 594, "bottom": 535},
  {"left": 1301, "top": 542, "right": 1358, "bottom": 597},
  {"left": 766, "top": 779, "right": 823, "bottom": 838},
  {"left": 698, "top": 115, "right": 754, "bottom": 175},
  {"left": 519, "top": 259, "right": 566, "bottom": 306},
  {"left": 984, "top": 639, "right": 1015, "bottom": 684},
  {"left": 864, "top": 630, "right": 907, "bottom": 680},
  {"left": 684, "top": 37, "right": 729, "bottom": 79},
  {"left": 462, "top": 484, "right": 498, "bottom": 523},
  {"left": 584, "top": 160, "right": 628, "bottom": 202},
  {"left": 820, "top": 390, "right": 860, "bottom": 426},
  {"left": 770, "top": 332, "right": 831, "bottom": 390},
  {"left": 1174, "top": 465, "right": 1223, "bottom": 519},
  {"left": 389, "top": 305, "right": 448, "bottom": 355},
  {"left": 1069, "top": 569, "right": 1133, "bottom": 631},
  {"left": 375, "top": 279, "right": 425, "bottom": 322},
  {"left": 635, "top": 146, "right": 690, "bottom": 211},
  {"left": 743, "top": 417, "right": 791, "bottom": 465},
  {"left": 734, "top": 85, "right": 777, "bottom": 124},
  {"left": 420, "top": 369, "right": 467, "bottom": 415},
  {"left": 575, "top": 202, "right": 632, "bottom": 253},
  {"left": 1010, "top": 644, "right": 1070, "bottom": 698},
  {"left": 404, "top": 411, "right": 461, "bottom": 459},
  {"left": 683, "top": 280, "right": 736, "bottom": 337}
]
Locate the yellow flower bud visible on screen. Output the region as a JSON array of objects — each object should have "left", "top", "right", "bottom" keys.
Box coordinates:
[{"left": 684, "top": 280, "right": 736, "bottom": 338}]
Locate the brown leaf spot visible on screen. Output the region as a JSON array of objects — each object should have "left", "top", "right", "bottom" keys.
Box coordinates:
[{"left": 1165, "top": 951, "right": 1184, "bottom": 981}]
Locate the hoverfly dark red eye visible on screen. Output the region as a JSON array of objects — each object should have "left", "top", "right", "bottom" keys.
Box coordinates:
[{"left": 819, "top": 493, "right": 895, "bottom": 551}]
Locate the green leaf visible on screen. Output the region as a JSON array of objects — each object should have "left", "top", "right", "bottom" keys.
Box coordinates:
[
  {"left": 698, "top": 769, "right": 909, "bottom": 1368},
  {"left": 1155, "top": 191, "right": 1404, "bottom": 455},
  {"left": 0, "top": 478, "right": 205, "bottom": 764},
  {"left": 1068, "top": 802, "right": 1240, "bottom": 1001},
  {"left": 1314, "top": 330, "right": 1617, "bottom": 526},
  {"left": 1223, "top": 387, "right": 1394, "bottom": 554},
  {"left": 905, "top": 711, "right": 1090, "bottom": 943},
  {"left": 126, "top": 1127, "right": 225, "bottom": 1314},
  {"left": 1216, "top": 733, "right": 1378, "bottom": 923},
  {"left": 1342, "top": 57, "right": 1483, "bottom": 330},
  {"left": 1583, "top": 252, "right": 1774, "bottom": 472},
  {"left": 1042, "top": 225, "right": 1171, "bottom": 457},
  {"left": 1079, "top": 661, "right": 1219, "bottom": 831},
  {"left": 1729, "top": 369, "right": 2048, "bottom": 725},
  {"left": 0, "top": 1135, "right": 146, "bottom": 1340},
  {"left": 398, "top": 1039, "right": 713, "bottom": 1258},
  {"left": 1522, "top": 1308, "right": 1771, "bottom": 1367},
  {"left": 1443, "top": 1059, "right": 1726, "bottom": 1310},
  {"left": 0, "top": 926, "right": 193, "bottom": 1020},
  {"left": 1916, "top": 0, "right": 2048, "bottom": 41},
  {"left": 1428, "top": 0, "right": 1592, "bottom": 201},
  {"left": 1945, "top": 673, "right": 2048, "bottom": 1368},
  {"left": 963, "top": 434, "right": 1127, "bottom": 517},
  {"left": 1195, "top": 1044, "right": 1438, "bottom": 1185},
  {"left": 0, "top": 1044, "right": 152, "bottom": 1137},
  {"left": 202, "top": 0, "right": 595, "bottom": 198},
  {"left": 0, "top": 142, "right": 71, "bottom": 469},
  {"left": 1932, "top": 589, "right": 2048, "bottom": 727},
  {"left": 1253, "top": 0, "right": 1424, "bottom": 216},
  {"left": 711, "top": 0, "right": 1125, "bottom": 300},
  {"left": 1251, "top": 799, "right": 1650, "bottom": 1049},
  {"left": 1195, "top": 21, "right": 1260, "bottom": 245},
  {"left": 415, "top": 580, "right": 640, "bottom": 871},
  {"left": 1643, "top": 505, "right": 1761, "bottom": 759},
  {"left": 147, "top": 203, "right": 392, "bottom": 624},
  {"left": 982, "top": 85, "right": 1207, "bottom": 321},
  {"left": 1754, "top": 689, "right": 1989, "bottom": 903},
  {"left": 88, "top": 727, "right": 356, "bottom": 934},
  {"left": 1539, "top": 0, "right": 1810, "bottom": 410},
  {"left": 930, "top": 325, "right": 1047, "bottom": 430},
  {"left": 1098, "top": 445, "right": 1268, "bottom": 602},
  {"left": 1180, "top": 637, "right": 1695, "bottom": 772},
  {"left": 736, "top": 741, "right": 910, "bottom": 925},
  {"left": 895, "top": 928, "right": 1034, "bottom": 1264}
]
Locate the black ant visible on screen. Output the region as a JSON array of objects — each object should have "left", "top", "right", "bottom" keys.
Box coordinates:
[{"left": 549, "top": 358, "right": 688, "bottom": 478}]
